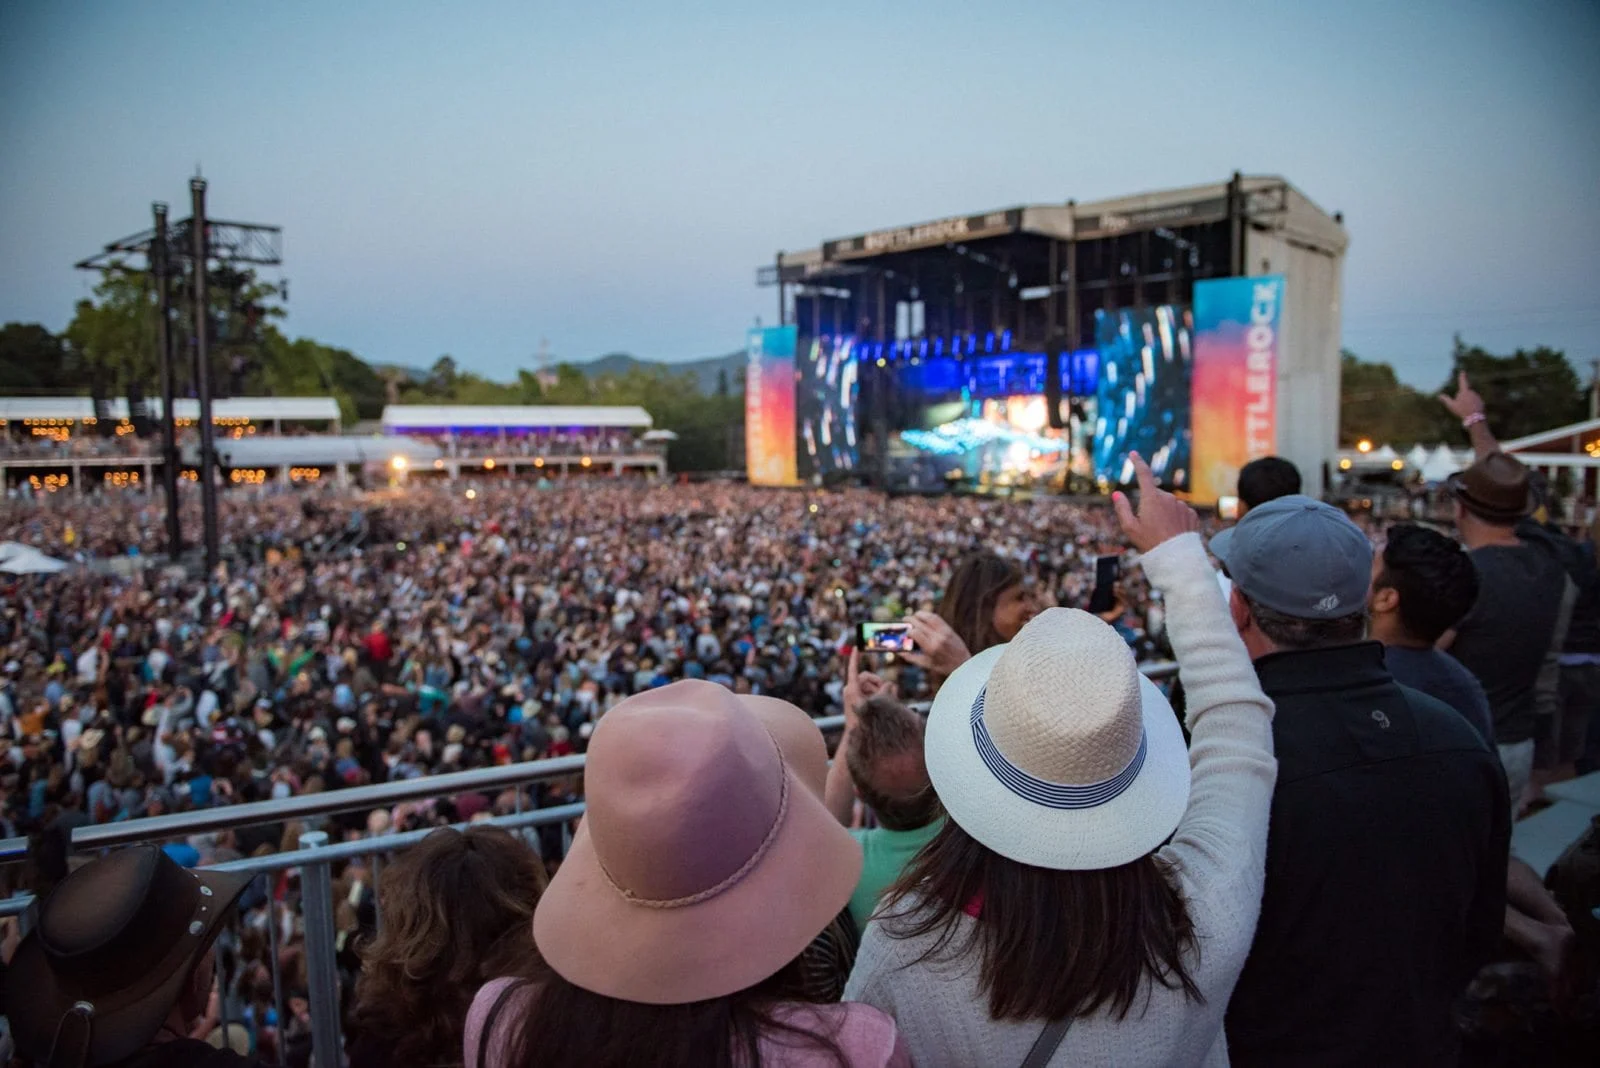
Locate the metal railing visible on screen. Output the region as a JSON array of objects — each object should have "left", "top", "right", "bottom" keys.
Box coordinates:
[
  {"left": 4, "top": 660, "right": 1180, "bottom": 1066},
  {"left": 72, "top": 754, "right": 588, "bottom": 850}
]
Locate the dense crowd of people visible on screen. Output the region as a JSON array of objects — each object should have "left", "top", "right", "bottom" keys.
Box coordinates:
[{"left": 2, "top": 374, "right": 1599, "bottom": 1066}]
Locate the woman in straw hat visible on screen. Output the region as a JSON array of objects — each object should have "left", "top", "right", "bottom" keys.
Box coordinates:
[
  {"left": 845, "top": 455, "right": 1276, "bottom": 1067},
  {"left": 462, "top": 680, "right": 911, "bottom": 1068}
]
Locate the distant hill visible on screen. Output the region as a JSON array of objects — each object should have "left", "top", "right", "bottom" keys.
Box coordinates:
[{"left": 573, "top": 351, "right": 744, "bottom": 395}]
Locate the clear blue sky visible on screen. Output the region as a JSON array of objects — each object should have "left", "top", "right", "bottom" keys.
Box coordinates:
[{"left": 2, "top": 0, "right": 1596, "bottom": 388}]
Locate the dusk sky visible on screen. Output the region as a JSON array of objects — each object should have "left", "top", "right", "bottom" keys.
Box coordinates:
[{"left": 3, "top": 0, "right": 1596, "bottom": 389}]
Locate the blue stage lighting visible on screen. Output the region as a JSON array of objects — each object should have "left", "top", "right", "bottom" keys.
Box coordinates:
[{"left": 1001, "top": 330, "right": 1012, "bottom": 352}]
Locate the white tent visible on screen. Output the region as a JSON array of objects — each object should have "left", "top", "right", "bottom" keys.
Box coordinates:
[
  {"left": 1405, "top": 444, "right": 1431, "bottom": 471},
  {"left": 0, "top": 542, "right": 69, "bottom": 574},
  {"left": 1371, "top": 444, "right": 1400, "bottom": 465},
  {"left": 1420, "top": 445, "right": 1467, "bottom": 484}
]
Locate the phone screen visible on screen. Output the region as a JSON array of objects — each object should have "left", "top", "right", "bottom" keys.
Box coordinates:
[
  {"left": 857, "top": 621, "right": 916, "bottom": 654},
  {"left": 1087, "top": 555, "right": 1121, "bottom": 615}
]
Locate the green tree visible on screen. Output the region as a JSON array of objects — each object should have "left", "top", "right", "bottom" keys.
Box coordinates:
[
  {"left": 1339, "top": 351, "right": 1454, "bottom": 446},
  {"left": 63, "top": 271, "right": 162, "bottom": 395},
  {"left": 0, "top": 323, "right": 76, "bottom": 391},
  {"left": 1441, "top": 337, "right": 1586, "bottom": 442}
]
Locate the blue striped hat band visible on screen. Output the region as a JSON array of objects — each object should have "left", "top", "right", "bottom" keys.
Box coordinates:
[{"left": 970, "top": 685, "right": 1147, "bottom": 810}]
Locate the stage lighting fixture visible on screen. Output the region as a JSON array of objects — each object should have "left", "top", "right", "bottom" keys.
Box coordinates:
[
  {"left": 1001, "top": 330, "right": 1012, "bottom": 352},
  {"left": 1357, "top": 440, "right": 1373, "bottom": 454},
  {"left": 465, "top": 488, "right": 477, "bottom": 500},
  {"left": 985, "top": 332, "right": 996, "bottom": 353},
  {"left": 483, "top": 458, "right": 495, "bottom": 469},
  {"left": 389, "top": 455, "right": 408, "bottom": 472}
]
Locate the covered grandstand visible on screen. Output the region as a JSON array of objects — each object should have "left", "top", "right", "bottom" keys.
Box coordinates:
[{"left": 379, "top": 404, "right": 652, "bottom": 433}]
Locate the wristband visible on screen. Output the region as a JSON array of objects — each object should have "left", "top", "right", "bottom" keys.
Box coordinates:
[{"left": 1461, "top": 413, "right": 1487, "bottom": 429}]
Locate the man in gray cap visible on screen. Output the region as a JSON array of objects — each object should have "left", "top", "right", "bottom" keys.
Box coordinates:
[{"left": 1214, "top": 495, "right": 1509, "bottom": 1068}]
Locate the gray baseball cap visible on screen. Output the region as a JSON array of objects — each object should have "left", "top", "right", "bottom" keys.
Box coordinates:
[{"left": 1209, "top": 495, "right": 1372, "bottom": 620}]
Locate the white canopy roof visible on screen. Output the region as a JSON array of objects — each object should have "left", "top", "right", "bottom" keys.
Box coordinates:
[
  {"left": 1420, "top": 445, "right": 1471, "bottom": 484},
  {"left": 0, "top": 542, "right": 69, "bottom": 574},
  {"left": 0, "top": 396, "right": 339, "bottom": 422},
  {"left": 381, "top": 405, "right": 653, "bottom": 431},
  {"left": 182, "top": 435, "right": 441, "bottom": 468}
]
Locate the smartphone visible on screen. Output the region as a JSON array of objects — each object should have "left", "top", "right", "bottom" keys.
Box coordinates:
[
  {"left": 1087, "top": 555, "right": 1121, "bottom": 615},
  {"left": 1217, "top": 496, "right": 1241, "bottom": 521},
  {"left": 857, "top": 621, "right": 916, "bottom": 654}
]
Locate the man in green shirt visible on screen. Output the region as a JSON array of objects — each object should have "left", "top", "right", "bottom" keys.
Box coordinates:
[{"left": 827, "top": 662, "right": 943, "bottom": 929}]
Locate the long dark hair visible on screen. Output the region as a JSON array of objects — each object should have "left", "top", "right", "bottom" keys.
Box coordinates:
[
  {"left": 501, "top": 954, "right": 846, "bottom": 1068},
  {"left": 352, "top": 826, "right": 546, "bottom": 1067},
  {"left": 938, "top": 553, "right": 1024, "bottom": 658},
  {"left": 879, "top": 819, "right": 1200, "bottom": 1022}
]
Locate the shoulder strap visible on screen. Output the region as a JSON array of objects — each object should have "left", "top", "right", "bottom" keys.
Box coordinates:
[
  {"left": 1020, "top": 1016, "right": 1072, "bottom": 1068},
  {"left": 474, "top": 981, "right": 519, "bottom": 1068}
]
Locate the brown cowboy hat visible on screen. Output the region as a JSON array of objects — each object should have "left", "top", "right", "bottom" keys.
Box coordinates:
[
  {"left": 1446, "top": 451, "right": 1534, "bottom": 522},
  {"left": 533, "top": 681, "right": 861, "bottom": 1005},
  {"left": 4, "top": 846, "right": 250, "bottom": 1066}
]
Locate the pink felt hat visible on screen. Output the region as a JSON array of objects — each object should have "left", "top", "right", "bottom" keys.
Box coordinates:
[{"left": 533, "top": 681, "right": 861, "bottom": 1005}]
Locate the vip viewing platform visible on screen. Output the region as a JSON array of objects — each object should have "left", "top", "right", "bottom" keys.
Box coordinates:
[
  {"left": 380, "top": 403, "right": 668, "bottom": 478},
  {"left": 0, "top": 398, "right": 669, "bottom": 494}
]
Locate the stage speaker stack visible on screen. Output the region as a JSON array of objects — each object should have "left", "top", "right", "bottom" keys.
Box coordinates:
[
  {"left": 127, "top": 384, "right": 154, "bottom": 438},
  {"left": 1045, "top": 332, "right": 1067, "bottom": 430},
  {"left": 91, "top": 391, "right": 116, "bottom": 438}
]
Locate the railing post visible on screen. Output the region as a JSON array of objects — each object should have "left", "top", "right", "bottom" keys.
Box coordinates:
[
  {"left": 298, "top": 830, "right": 343, "bottom": 1068},
  {"left": 369, "top": 852, "right": 383, "bottom": 930},
  {"left": 265, "top": 879, "right": 288, "bottom": 1068}
]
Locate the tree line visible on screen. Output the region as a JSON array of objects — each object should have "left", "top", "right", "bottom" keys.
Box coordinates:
[
  {"left": 0, "top": 268, "right": 744, "bottom": 471},
  {"left": 1340, "top": 339, "right": 1590, "bottom": 448},
  {"left": 1, "top": 266, "right": 1590, "bottom": 468}
]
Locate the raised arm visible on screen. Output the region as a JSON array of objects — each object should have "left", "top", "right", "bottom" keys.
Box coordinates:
[
  {"left": 1114, "top": 455, "right": 1276, "bottom": 892},
  {"left": 1439, "top": 372, "right": 1499, "bottom": 461}
]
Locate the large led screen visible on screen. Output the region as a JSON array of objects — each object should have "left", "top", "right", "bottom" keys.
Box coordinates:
[
  {"left": 1092, "top": 304, "right": 1192, "bottom": 489},
  {"left": 797, "top": 334, "right": 859, "bottom": 478}
]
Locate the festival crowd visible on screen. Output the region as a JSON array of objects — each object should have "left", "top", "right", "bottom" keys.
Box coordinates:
[{"left": 1, "top": 375, "right": 1597, "bottom": 1067}]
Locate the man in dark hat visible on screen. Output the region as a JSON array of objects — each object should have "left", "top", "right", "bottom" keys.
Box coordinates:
[
  {"left": 1439, "top": 373, "right": 1573, "bottom": 813},
  {"left": 3, "top": 845, "right": 258, "bottom": 1067}
]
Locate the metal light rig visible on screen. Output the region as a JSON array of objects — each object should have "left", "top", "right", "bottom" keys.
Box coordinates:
[{"left": 75, "top": 183, "right": 282, "bottom": 571}]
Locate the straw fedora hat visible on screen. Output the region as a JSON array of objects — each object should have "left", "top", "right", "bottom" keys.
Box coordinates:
[
  {"left": 4, "top": 846, "right": 250, "bottom": 1066},
  {"left": 925, "top": 607, "right": 1191, "bottom": 870},
  {"left": 534, "top": 680, "right": 862, "bottom": 1005}
]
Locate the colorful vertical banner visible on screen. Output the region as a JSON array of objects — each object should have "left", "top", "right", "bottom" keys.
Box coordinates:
[
  {"left": 1190, "top": 275, "right": 1283, "bottom": 505},
  {"left": 745, "top": 324, "right": 799, "bottom": 486}
]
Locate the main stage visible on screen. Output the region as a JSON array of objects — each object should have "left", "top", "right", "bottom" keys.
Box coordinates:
[{"left": 749, "top": 174, "right": 1347, "bottom": 505}]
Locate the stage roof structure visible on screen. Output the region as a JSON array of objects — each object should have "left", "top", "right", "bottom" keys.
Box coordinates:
[
  {"left": 381, "top": 405, "right": 653, "bottom": 431},
  {"left": 758, "top": 171, "right": 1348, "bottom": 499}
]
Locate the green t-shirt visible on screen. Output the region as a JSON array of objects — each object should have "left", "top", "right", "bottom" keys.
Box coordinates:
[{"left": 847, "top": 818, "right": 944, "bottom": 930}]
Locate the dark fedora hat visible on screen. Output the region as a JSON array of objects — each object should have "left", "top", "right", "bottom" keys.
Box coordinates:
[
  {"left": 3, "top": 846, "right": 250, "bottom": 1066},
  {"left": 1447, "top": 451, "right": 1534, "bottom": 523}
]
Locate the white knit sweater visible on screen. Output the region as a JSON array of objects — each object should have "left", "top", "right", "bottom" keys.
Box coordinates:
[{"left": 843, "top": 532, "right": 1276, "bottom": 1067}]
